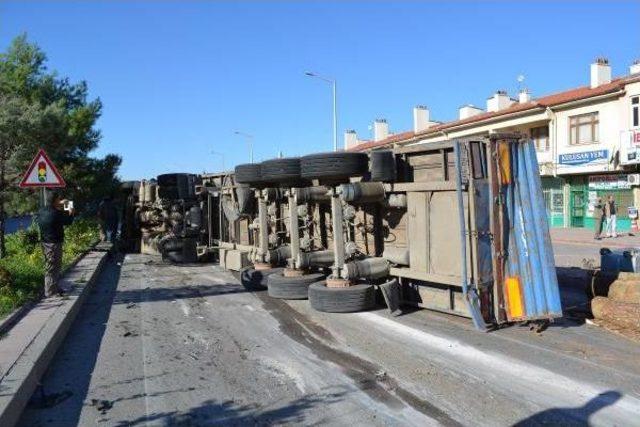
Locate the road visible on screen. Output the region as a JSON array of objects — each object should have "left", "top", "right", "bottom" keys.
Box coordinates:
[{"left": 19, "top": 254, "right": 640, "bottom": 426}]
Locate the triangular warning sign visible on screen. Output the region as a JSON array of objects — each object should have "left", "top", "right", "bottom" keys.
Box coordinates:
[{"left": 19, "top": 149, "right": 66, "bottom": 188}]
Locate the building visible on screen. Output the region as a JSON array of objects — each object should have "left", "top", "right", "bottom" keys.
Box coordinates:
[{"left": 347, "top": 59, "right": 640, "bottom": 232}]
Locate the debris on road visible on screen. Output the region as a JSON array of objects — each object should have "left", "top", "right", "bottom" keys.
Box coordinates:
[{"left": 90, "top": 399, "right": 114, "bottom": 414}]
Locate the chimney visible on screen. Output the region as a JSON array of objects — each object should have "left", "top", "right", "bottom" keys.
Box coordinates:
[
  {"left": 459, "top": 104, "right": 484, "bottom": 120},
  {"left": 413, "top": 106, "right": 430, "bottom": 133},
  {"left": 518, "top": 89, "right": 531, "bottom": 104},
  {"left": 344, "top": 130, "right": 358, "bottom": 150},
  {"left": 630, "top": 60, "right": 640, "bottom": 75},
  {"left": 487, "top": 90, "right": 514, "bottom": 112},
  {"left": 590, "top": 57, "right": 611, "bottom": 88},
  {"left": 373, "top": 119, "right": 389, "bottom": 142}
]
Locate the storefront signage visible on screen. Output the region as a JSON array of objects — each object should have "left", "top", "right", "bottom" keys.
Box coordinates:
[
  {"left": 620, "top": 130, "right": 640, "bottom": 165},
  {"left": 559, "top": 150, "right": 609, "bottom": 166},
  {"left": 588, "top": 174, "right": 630, "bottom": 190}
]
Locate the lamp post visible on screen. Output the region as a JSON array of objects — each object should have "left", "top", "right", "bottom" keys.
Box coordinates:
[
  {"left": 210, "top": 150, "right": 225, "bottom": 171},
  {"left": 305, "top": 71, "right": 337, "bottom": 152},
  {"left": 234, "top": 131, "right": 254, "bottom": 163}
]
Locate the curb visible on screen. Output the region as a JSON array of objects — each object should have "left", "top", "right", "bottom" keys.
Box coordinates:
[
  {"left": 0, "top": 303, "right": 35, "bottom": 337},
  {"left": 0, "top": 246, "right": 111, "bottom": 427},
  {"left": 0, "top": 240, "right": 101, "bottom": 336}
]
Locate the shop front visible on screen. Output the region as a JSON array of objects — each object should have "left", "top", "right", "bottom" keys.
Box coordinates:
[
  {"left": 568, "top": 174, "right": 634, "bottom": 232},
  {"left": 541, "top": 177, "right": 565, "bottom": 228}
]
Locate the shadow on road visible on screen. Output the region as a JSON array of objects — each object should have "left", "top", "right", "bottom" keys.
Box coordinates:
[
  {"left": 113, "top": 282, "right": 248, "bottom": 305},
  {"left": 115, "top": 387, "right": 350, "bottom": 426},
  {"left": 512, "top": 390, "right": 621, "bottom": 426},
  {"left": 19, "top": 253, "right": 124, "bottom": 426}
]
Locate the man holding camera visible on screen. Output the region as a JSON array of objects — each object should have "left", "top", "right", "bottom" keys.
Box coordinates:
[{"left": 38, "top": 191, "right": 75, "bottom": 297}]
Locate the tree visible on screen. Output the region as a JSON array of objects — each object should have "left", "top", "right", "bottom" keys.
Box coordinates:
[
  {"left": 0, "top": 95, "right": 41, "bottom": 258},
  {"left": 0, "top": 34, "right": 121, "bottom": 258}
]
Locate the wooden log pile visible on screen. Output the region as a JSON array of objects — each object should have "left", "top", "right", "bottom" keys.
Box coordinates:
[{"left": 590, "top": 272, "right": 640, "bottom": 334}]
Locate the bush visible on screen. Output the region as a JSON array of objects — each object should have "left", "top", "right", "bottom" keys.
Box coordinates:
[{"left": 0, "top": 218, "right": 99, "bottom": 317}]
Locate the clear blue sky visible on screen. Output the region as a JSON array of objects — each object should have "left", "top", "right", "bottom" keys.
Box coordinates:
[{"left": 1, "top": 1, "right": 638, "bottom": 179}]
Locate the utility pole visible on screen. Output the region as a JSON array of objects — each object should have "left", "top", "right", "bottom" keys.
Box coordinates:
[
  {"left": 305, "top": 71, "right": 338, "bottom": 152},
  {"left": 234, "top": 131, "right": 254, "bottom": 163}
]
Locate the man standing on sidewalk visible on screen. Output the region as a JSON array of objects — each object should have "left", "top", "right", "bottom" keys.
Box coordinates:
[
  {"left": 38, "top": 191, "right": 75, "bottom": 297},
  {"left": 97, "top": 195, "right": 119, "bottom": 243},
  {"left": 594, "top": 197, "right": 605, "bottom": 240},
  {"left": 605, "top": 195, "right": 617, "bottom": 238}
]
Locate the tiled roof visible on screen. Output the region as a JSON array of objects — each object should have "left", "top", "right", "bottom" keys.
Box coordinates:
[{"left": 349, "top": 75, "right": 636, "bottom": 152}]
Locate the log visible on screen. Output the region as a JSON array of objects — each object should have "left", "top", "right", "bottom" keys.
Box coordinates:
[
  {"left": 617, "top": 272, "right": 640, "bottom": 282},
  {"left": 591, "top": 297, "right": 640, "bottom": 330},
  {"left": 608, "top": 280, "right": 640, "bottom": 304}
]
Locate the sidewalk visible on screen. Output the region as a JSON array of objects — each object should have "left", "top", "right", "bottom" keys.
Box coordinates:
[{"left": 551, "top": 227, "right": 640, "bottom": 249}]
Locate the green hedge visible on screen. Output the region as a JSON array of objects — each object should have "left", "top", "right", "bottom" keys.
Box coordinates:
[{"left": 0, "top": 219, "right": 100, "bottom": 317}]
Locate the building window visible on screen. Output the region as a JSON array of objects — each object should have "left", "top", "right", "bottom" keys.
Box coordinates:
[
  {"left": 531, "top": 125, "right": 549, "bottom": 152},
  {"left": 632, "top": 96, "right": 639, "bottom": 128},
  {"left": 569, "top": 112, "right": 599, "bottom": 145}
]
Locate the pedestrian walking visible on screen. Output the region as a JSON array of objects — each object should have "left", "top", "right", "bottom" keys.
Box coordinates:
[
  {"left": 594, "top": 197, "right": 605, "bottom": 240},
  {"left": 98, "top": 195, "right": 119, "bottom": 243},
  {"left": 38, "top": 191, "right": 74, "bottom": 297},
  {"left": 605, "top": 195, "right": 617, "bottom": 238}
]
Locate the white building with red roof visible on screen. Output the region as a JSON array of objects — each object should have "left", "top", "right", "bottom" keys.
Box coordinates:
[{"left": 346, "top": 59, "right": 640, "bottom": 231}]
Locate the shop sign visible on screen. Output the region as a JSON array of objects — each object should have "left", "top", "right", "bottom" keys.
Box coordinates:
[
  {"left": 588, "top": 174, "right": 630, "bottom": 190},
  {"left": 620, "top": 130, "right": 640, "bottom": 165},
  {"left": 559, "top": 150, "right": 608, "bottom": 166}
]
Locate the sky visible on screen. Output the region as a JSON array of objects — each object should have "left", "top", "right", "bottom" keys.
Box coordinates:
[{"left": 1, "top": 1, "right": 639, "bottom": 179}]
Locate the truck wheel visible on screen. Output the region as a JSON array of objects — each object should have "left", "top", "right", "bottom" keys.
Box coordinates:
[
  {"left": 260, "top": 158, "right": 301, "bottom": 183},
  {"left": 162, "top": 238, "right": 183, "bottom": 253},
  {"left": 308, "top": 281, "right": 375, "bottom": 313},
  {"left": 235, "top": 164, "right": 262, "bottom": 184},
  {"left": 157, "top": 173, "right": 181, "bottom": 187},
  {"left": 301, "top": 152, "right": 368, "bottom": 180},
  {"left": 370, "top": 150, "right": 396, "bottom": 182},
  {"left": 158, "top": 186, "right": 180, "bottom": 200},
  {"left": 240, "top": 267, "right": 284, "bottom": 290},
  {"left": 267, "top": 272, "right": 325, "bottom": 299}
]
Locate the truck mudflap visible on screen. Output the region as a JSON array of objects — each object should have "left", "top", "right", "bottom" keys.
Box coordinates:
[{"left": 491, "top": 136, "right": 563, "bottom": 323}]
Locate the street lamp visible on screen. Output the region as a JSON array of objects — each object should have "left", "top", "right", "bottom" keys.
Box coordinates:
[
  {"left": 210, "top": 150, "right": 225, "bottom": 171},
  {"left": 234, "top": 131, "right": 254, "bottom": 163},
  {"left": 305, "top": 71, "right": 338, "bottom": 152}
]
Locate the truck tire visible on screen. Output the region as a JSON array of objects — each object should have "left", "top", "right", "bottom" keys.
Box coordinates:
[
  {"left": 308, "top": 281, "right": 375, "bottom": 313},
  {"left": 235, "top": 164, "right": 262, "bottom": 184},
  {"left": 260, "top": 158, "right": 301, "bottom": 183},
  {"left": 158, "top": 186, "right": 180, "bottom": 200},
  {"left": 162, "top": 238, "right": 184, "bottom": 253},
  {"left": 240, "top": 267, "right": 284, "bottom": 290},
  {"left": 301, "top": 152, "right": 368, "bottom": 180},
  {"left": 370, "top": 150, "right": 396, "bottom": 182},
  {"left": 157, "top": 173, "right": 183, "bottom": 187},
  {"left": 177, "top": 175, "right": 195, "bottom": 200},
  {"left": 267, "top": 272, "right": 325, "bottom": 299}
]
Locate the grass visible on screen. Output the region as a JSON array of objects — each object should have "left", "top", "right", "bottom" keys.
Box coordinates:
[{"left": 0, "top": 218, "right": 100, "bottom": 317}]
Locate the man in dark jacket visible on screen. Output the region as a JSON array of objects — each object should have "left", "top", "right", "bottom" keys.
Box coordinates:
[
  {"left": 594, "top": 197, "right": 605, "bottom": 240},
  {"left": 38, "top": 191, "right": 74, "bottom": 297},
  {"left": 98, "top": 196, "right": 119, "bottom": 243}
]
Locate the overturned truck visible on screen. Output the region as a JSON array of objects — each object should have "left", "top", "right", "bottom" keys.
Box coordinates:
[{"left": 210, "top": 134, "right": 561, "bottom": 330}]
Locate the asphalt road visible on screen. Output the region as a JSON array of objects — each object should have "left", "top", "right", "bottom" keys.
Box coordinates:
[{"left": 19, "top": 254, "right": 640, "bottom": 426}]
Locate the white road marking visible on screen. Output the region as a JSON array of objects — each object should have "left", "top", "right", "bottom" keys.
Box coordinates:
[
  {"left": 179, "top": 300, "right": 191, "bottom": 317},
  {"left": 244, "top": 305, "right": 255, "bottom": 312},
  {"left": 358, "top": 312, "right": 640, "bottom": 419}
]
